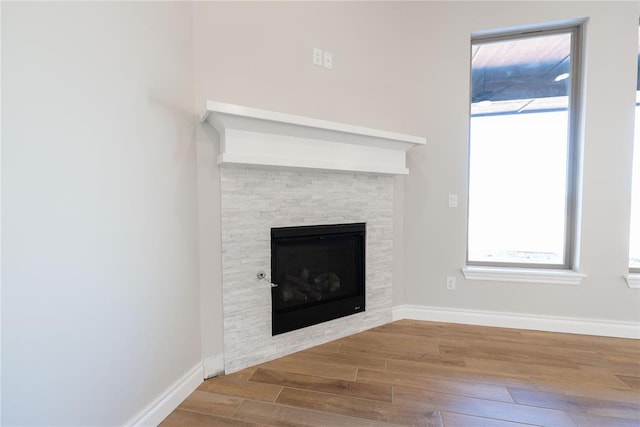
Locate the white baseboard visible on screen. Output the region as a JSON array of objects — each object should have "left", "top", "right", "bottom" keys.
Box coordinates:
[
  {"left": 126, "top": 362, "right": 203, "bottom": 427},
  {"left": 393, "top": 304, "right": 640, "bottom": 339},
  {"left": 203, "top": 354, "right": 225, "bottom": 379}
]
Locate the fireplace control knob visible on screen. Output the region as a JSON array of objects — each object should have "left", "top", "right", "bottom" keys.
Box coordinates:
[{"left": 257, "top": 271, "right": 278, "bottom": 288}]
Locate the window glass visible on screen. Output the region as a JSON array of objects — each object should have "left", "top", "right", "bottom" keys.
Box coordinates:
[
  {"left": 630, "top": 28, "right": 640, "bottom": 270},
  {"left": 631, "top": 109, "right": 639, "bottom": 269},
  {"left": 468, "top": 28, "right": 580, "bottom": 268}
]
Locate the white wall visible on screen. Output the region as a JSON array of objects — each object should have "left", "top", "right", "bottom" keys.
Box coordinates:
[
  {"left": 2, "top": 1, "right": 639, "bottom": 424},
  {"left": 2, "top": 2, "right": 201, "bottom": 425},
  {"left": 195, "top": 123, "right": 224, "bottom": 374},
  {"left": 194, "top": 1, "right": 640, "bottom": 329},
  {"left": 191, "top": 1, "right": 433, "bottom": 133},
  {"left": 403, "top": 1, "right": 640, "bottom": 324}
]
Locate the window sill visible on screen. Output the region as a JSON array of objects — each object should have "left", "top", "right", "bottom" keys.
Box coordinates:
[
  {"left": 625, "top": 273, "right": 640, "bottom": 289},
  {"left": 462, "top": 266, "right": 587, "bottom": 286}
]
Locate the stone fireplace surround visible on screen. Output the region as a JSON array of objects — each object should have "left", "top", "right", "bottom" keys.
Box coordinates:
[
  {"left": 221, "top": 166, "right": 393, "bottom": 372},
  {"left": 202, "top": 101, "right": 425, "bottom": 373}
]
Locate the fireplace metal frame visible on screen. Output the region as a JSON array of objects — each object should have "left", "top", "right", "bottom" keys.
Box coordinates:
[{"left": 271, "top": 223, "right": 366, "bottom": 335}]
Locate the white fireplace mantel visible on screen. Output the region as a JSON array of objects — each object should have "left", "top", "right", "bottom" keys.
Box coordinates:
[{"left": 200, "top": 101, "right": 426, "bottom": 175}]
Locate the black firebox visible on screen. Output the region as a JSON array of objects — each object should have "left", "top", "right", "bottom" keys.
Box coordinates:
[{"left": 271, "top": 223, "right": 365, "bottom": 335}]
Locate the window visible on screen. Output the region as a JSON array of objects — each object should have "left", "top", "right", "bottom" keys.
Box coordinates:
[
  {"left": 631, "top": 119, "right": 639, "bottom": 271},
  {"left": 629, "top": 27, "right": 640, "bottom": 273},
  {"left": 467, "top": 24, "right": 583, "bottom": 269}
]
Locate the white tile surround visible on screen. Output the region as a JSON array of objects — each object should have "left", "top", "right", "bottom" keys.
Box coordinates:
[{"left": 220, "top": 165, "right": 394, "bottom": 373}]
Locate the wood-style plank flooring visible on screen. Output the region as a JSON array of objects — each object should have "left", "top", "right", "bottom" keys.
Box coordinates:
[{"left": 160, "top": 320, "right": 640, "bottom": 426}]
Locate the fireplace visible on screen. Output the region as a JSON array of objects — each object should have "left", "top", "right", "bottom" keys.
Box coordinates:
[
  {"left": 271, "top": 223, "right": 366, "bottom": 335},
  {"left": 204, "top": 101, "right": 421, "bottom": 372}
]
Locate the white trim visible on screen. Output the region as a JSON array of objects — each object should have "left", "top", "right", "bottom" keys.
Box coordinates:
[
  {"left": 126, "top": 362, "right": 203, "bottom": 427},
  {"left": 217, "top": 153, "right": 409, "bottom": 176},
  {"left": 201, "top": 100, "right": 426, "bottom": 145},
  {"left": 201, "top": 101, "right": 425, "bottom": 175},
  {"left": 625, "top": 273, "right": 640, "bottom": 288},
  {"left": 203, "top": 354, "right": 225, "bottom": 379},
  {"left": 461, "top": 266, "right": 586, "bottom": 286},
  {"left": 392, "top": 305, "right": 640, "bottom": 339}
]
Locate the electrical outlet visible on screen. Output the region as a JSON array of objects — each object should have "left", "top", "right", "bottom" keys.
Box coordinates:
[
  {"left": 313, "top": 48, "right": 323, "bottom": 66},
  {"left": 323, "top": 51, "right": 333, "bottom": 69},
  {"left": 446, "top": 276, "right": 456, "bottom": 290}
]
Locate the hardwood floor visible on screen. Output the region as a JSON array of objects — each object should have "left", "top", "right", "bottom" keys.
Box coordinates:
[{"left": 160, "top": 320, "right": 640, "bottom": 426}]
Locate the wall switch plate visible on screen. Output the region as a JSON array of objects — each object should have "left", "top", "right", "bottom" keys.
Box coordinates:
[
  {"left": 448, "top": 193, "right": 458, "bottom": 208},
  {"left": 446, "top": 276, "right": 456, "bottom": 290},
  {"left": 313, "top": 48, "right": 323, "bottom": 66},
  {"left": 323, "top": 51, "right": 333, "bottom": 69}
]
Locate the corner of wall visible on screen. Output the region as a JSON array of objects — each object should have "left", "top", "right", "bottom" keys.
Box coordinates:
[
  {"left": 203, "top": 354, "right": 225, "bottom": 379},
  {"left": 126, "top": 362, "right": 203, "bottom": 427}
]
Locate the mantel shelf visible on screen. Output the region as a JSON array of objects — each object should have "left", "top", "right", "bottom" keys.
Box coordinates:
[{"left": 200, "top": 101, "right": 426, "bottom": 175}]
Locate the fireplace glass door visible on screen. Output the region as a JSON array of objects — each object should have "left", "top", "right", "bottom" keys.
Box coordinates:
[{"left": 271, "top": 223, "right": 365, "bottom": 335}]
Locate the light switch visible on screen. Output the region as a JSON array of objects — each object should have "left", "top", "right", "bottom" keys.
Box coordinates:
[
  {"left": 313, "top": 48, "right": 323, "bottom": 66},
  {"left": 448, "top": 194, "right": 458, "bottom": 208}
]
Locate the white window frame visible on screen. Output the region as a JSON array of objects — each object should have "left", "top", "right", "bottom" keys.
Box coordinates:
[
  {"left": 626, "top": 21, "right": 640, "bottom": 288},
  {"left": 464, "top": 22, "right": 586, "bottom": 284}
]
